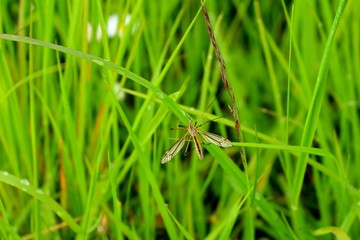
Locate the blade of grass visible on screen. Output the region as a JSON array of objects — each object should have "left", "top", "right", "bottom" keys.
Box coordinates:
[
  {"left": 0, "top": 171, "right": 81, "bottom": 233},
  {"left": 107, "top": 151, "right": 123, "bottom": 240},
  {"left": 205, "top": 145, "right": 247, "bottom": 192},
  {"left": 254, "top": 0, "right": 283, "bottom": 117},
  {"left": 0, "top": 33, "right": 187, "bottom": 124},
  {"left": 218, "top": 196, "right": 246, "bottom": 240},
  {"left": 55, "top": 50, "right": 87, "bottom": 208},
  {"left": 313, "top": 226, "right": 351, "bottom": 240},
  {"left": 0, "top": 218, "right": 21, "bottom": 240},
  {"left": 255, "top": 193, "right": 295, "bottom": 239},
  {"left": 107, "top": 83, "right": 178, "bottom": 239},
  {"left": 0, "top": 198, "right": 21, "bottom": 240},
  {"left": 291, "top": 0, "right": 348, "bottom": 208},
  {"left": 77, "top": 129, "right": 106, "bottom": 239},
  {"left": 167, "top": 207, "right": 194, "bottom": 240}
]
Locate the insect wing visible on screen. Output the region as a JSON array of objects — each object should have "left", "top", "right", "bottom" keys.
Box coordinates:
[
  {"left": 201, "top": 131, "right": 232, "bottom": 147},
  {"left": 161, "top": 137, "right": 186, "bottom": 164}
]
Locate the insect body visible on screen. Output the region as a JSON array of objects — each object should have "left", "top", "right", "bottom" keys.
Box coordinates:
[{"left": 161, "top": 119, "right": 232, "bottom": 164}]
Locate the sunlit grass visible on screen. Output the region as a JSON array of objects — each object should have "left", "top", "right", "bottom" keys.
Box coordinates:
[{"left": 0, "top": 0, "right": 358, "bottom": 239}]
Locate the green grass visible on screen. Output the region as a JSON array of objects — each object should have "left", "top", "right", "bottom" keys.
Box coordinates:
[{"left": 0, "top": 0, "right": 358, "bottom": 239}]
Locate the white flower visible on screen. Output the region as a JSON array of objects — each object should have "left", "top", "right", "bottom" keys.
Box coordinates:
[
  {"left": 87, "top": 14, "right": 137, "bottom": 42},
  {"left": 107, "top": 14, "right": 119, "bottom": 38}
]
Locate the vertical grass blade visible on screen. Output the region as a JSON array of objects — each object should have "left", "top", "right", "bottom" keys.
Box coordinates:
[{"left": 291, "top": 0, "right": 348, "bottom": 223}]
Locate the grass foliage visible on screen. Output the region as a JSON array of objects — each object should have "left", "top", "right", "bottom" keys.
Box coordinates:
[{"left": 0, "top": 0, "right": 359, "bottom": 239}]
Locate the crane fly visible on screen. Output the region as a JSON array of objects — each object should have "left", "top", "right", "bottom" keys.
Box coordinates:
[{"left": 161, "top": 119, "right": 232, "bottom": 164}]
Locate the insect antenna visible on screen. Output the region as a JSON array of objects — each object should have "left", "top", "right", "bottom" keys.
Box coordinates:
[
  {"left": 195, "top": 92, "right": 222, "bottom": 125},
  {"left": 196, "top": 115, "right": 225, "bottom": 128}
]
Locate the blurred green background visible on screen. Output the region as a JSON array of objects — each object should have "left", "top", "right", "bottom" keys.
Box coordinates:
[{"left": 0, "top": 0, "right": 359, "bottom": 239}]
